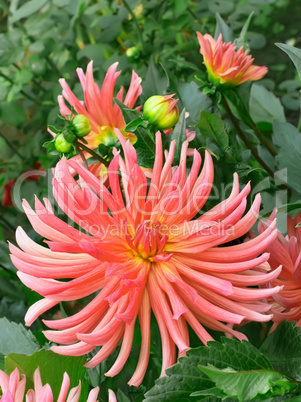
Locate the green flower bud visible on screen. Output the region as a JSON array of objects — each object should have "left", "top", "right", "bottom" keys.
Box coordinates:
[
  {"left": 55, "top": 133, "right": 73, "bottom": 153},
  {"left": 71, "top": 115, "right": 91, "bottom": 137},
  {"left": 125, "top": 47, "right": 140, "bottom": 59},
  {"left": 143, "top": 95, "right": 179, "bottom": 130}
]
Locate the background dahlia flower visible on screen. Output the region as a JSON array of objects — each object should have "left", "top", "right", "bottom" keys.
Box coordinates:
[
  {"left": 259, "top": 211, "right": 301, "bottom": 327},
  {"left": 197, "top": 32, "right": 268, "bottom": 86},
  {"left": 10, "top": 130, "right": 281, "bottom": 386},
  {"left": 57, "top": 61, "right": 142, "bottom": 148},
  {"left": 0, "top": 367, "right": 99, "bottom": 401}
]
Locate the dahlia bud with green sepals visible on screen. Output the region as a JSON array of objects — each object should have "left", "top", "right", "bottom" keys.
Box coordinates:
[
  {"left": 143, "top": 94, "right": 179, "bottom": 130},
  {"left": 71, "top": 114, "right": 91, "bottom": 137},
  {"left": 54, "top": 133, "right": 73, "bottom": 153}
]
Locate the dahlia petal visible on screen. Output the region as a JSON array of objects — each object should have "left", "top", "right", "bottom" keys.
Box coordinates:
[
  {"left": 128, "top": 288, "right": 151, "bottom": 387},
  {"left": 105, "top": 320, "right": 135, "bottom": 377},
  {"left": 148, "top": 270, "right": 189, "bottom": 352},
  {"left": 57, "top": 372, "right": 70, "bottom": 402},
  {"left": 25, "top": 298, "right": 59, "bottom": 326},
  {"left": 124, "top": 70, "right": 142, "bottom": 109},
  {"left": 108, "top": 390, "right": 117, "bottom": 402},
  {"left": 87, "top": 387, "right": 99, "bottom": 402},
  {"left": 65, "top": 382, "right": 81, "bottom": 402},
  {"left": 84, "top": 325, "right": 124, "bottom": 368}
]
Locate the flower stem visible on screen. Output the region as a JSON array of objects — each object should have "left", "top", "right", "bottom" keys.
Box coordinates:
[
  {"left": 77, "top": 142, "right": 110, "bottom": 168},
  {"left": 249, "top": 120, "right": 277, "bottom": 157},
  {"left": 0, "top": 131, "right": 25, "bottom": 160},
  {"left": 76, "top": 145, "right": 89, "bottom": 170},
  {"left": 222, "top": 98, "right": 274, "bottom": 177},
  {"left": 122, "top": 0, "right": 144, "bottom": 47}
]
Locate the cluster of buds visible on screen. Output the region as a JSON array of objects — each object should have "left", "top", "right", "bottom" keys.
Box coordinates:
[{"left": 53, "top": 114, "right": 91, "bottom": 154}]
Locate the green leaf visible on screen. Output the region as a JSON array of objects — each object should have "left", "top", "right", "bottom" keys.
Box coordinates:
[
  {"left": 115, "top": 99, "right": 156, "bottom": 168},
  {"left": 0, "top": 298, "right": 27, "bottom": 324},
  {"left": 234, "top": 12, "right": 254, "bottom": 50},
  {"left": 209, "top": 1, "right": 234, "bottom": 15},
  {"left": 197, "top": 110, "right": 229, "bottom": 152},
  {"left": 214, "top": 13, "right": 233, "bottom": 42},
  {"left": 273, "top": 120, "right": 301, "bottom": 195},
  {"left": 249, "top": 83, "right": 286, "bottom": 124},
  {"left": 142, "top": 58, "right": 168, "bottom": 100},
  {"left": 145, "top": 338, "right": 273, "bottom": 401},
  {"left": 198, "top": 364, "right": 295, "bottom": 401},
  {"left": 5, "top": 350, "right": 89, "bottom": 400},
  {"left": 10, "top": 0, "right": 48, "bottom": 23},
  {"left": 124, "top": 117, "right": 147, "bottom": 132},
  {"left": 0, "top": 29, "right": 24, "bottom": 67},
  {"left": 178, "top": 82, "right": 212, "bottom": 121},
  {"left": 169, "top": 108, "right": 186, "bottom": 165},
  {"left": 0, "top": 318, "right": 40, "bottom": 356},
  {"left": 276, "top": 43, "right": 301, "bottom": 81},
  {"left": 260, "top": 321, "right": 301, "bottom": 382},
  {"left": 0, "top": 101, "right": 26, "bottom": 126}
]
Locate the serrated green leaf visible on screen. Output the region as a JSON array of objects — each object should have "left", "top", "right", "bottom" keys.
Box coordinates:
[
  {"left": 260, "top": 321, "right": 301, "bottom": 382},
  {"left": 199, "top": 364, "right": 294, "bottom": 401},
  {"left": 5, "top": 350, "right": 89, "bottom": 400},
  {"left": 276, "top": 43, "right": 301, "bottom": 81},
  {"left": 197, "top": 110, "right": 229, "bottom": 152},
  {"left": 145, "top": 338, "right": 273, "bottom": 401},
  {"left": 0, "top": 318, "right": 40, "bottom": 356}
]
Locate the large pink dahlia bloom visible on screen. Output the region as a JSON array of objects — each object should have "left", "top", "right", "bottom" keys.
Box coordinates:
[
  {"left": 0, "top": 367, "right": 99, "bottom": 401},
  {"left": 58, "top": 61, "right": 142, "bottom": 149},
  {"left": 197, "top": 32, "right": 268, "bottom": 86},
  {"left": 259, "top": 211, "right": 301, "bottom": 326},
  {"left": 10, "top": 130, "right": 281, "bottom": 386}
]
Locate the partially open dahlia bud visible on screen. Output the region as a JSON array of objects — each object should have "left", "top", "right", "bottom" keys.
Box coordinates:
[{"left": 143, "top": 94, "right": 179, "bottom": 130}]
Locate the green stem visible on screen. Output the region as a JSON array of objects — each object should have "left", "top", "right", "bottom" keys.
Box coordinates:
[
  {"left": 0, "top": 71, "right": 42, "bottom": 105},
  {"left": 45, "top": 56, "right": 60, "bottom": 76},
  {"left": 122, "top": 0, "right": 144, "bottom": 47},
  {"left": 76, "top": 145, "right": 89, "bottom": 170},
  {"left": 249, "top": 120, "right": 277, "bottom": 157},
  {"left": 222, "top": 98, "right": 274, "bottom": 177},
  {"left": 0, "top": 131, "right": 25, "bottom": 160},
  {"left": 77, "top": 142, "right": 110, "bottom": 167}
]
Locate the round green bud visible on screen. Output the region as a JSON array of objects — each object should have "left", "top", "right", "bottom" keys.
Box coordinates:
[
  {"left": 71, "top": 115, "right": 91, "bottom": 137},
  {"left": 143, "top": 95, "right": 179, "bottom": 130},
  {"left": 55, "top": 133, "right": 73, "bottom": 153},
  {"left": 125, "top": 47, "right": 140, "bottom": 59}
]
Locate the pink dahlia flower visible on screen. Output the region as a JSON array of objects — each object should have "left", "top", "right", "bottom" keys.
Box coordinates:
[
  {"left": 11, "top": 130, "right": 281, "bottom": 386},
  {"left": 0, "top": 367, "right": 99, "bottom": 401},
  {"left": 58, "top": 61, "right": 142, "bottom": 149},
  {"left": 197, "top": 32, "right": 268, "bottom": 86},
  {"left": 259, "top": 211, "right": 301, "bottom": 326}
]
